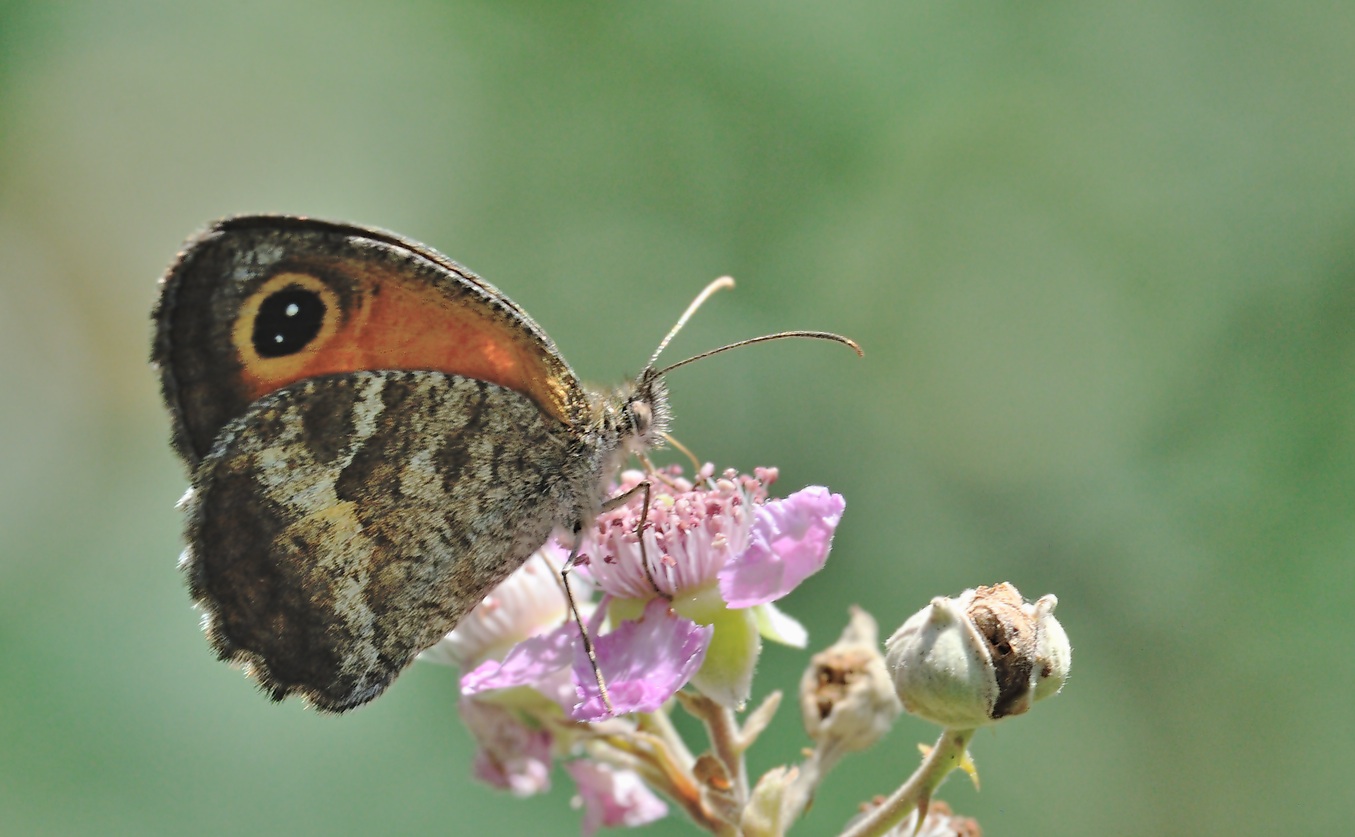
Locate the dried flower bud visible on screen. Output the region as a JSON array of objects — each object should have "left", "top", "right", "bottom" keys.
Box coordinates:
[
  {"left": 800, "top": 607, "right": 902, "bottom": 757},
  {"left": 884, "top": 583, "right": 1069, "bottom": 728}
]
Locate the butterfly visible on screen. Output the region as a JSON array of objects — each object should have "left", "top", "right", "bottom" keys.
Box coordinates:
[{"left": 152, "top": 215, "right": 856, "bottom": 713}]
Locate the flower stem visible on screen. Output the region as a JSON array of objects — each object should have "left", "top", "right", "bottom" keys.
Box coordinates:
[
  {"left": 837, "top": 727, "right": 976, "bottom": 837},
  {"left": 638, "top": 709, "right": 695, "bottom": 770},
  {"left": 708, "top": 704, "right": 750, "bottom": 804},
  {"left": 677, "top": 692, "right": 751, "bottom": 805},
  {"left": 593, "top": 728, "right": 726, "bottom": 833}
]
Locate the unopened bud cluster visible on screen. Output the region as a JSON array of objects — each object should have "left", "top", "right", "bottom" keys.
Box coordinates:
[{"left": 883, "top": 583, "right": 1069, "bottom": 728}]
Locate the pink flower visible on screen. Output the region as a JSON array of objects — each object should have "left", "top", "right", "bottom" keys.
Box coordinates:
[
  {"left": 458, "top": 696, "right": 553, "bottom": 797},
  {"left": 572, "top": 466, "right": 844, "bottom": 717},
  {"left": 460, "top": 465, "right": 844, "bottom": 722},
  {"left": 433, "top": 465, "right": 841, "bottom": 834},
  {"left": 459, "top": 620, "right": 581, "bottom": 711},
  {"left": 719, "top": 484, "right": 845, "bottom": 608},
  {"left": 569, "top": 597, "right": 712, "bottom": 719},
  {"left": 566, "top": 760, "right": 668, "bottom": 835},
  {"left": 422, "top": 542, "right": 591, "bottom": 796},
  {"left": 422, "top": 539, "right": 588, "bottom": 671}
]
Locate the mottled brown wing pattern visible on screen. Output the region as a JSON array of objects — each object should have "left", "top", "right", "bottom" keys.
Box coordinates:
[{"left": 181, "top": 369, "right": 585, "bottom": 712}]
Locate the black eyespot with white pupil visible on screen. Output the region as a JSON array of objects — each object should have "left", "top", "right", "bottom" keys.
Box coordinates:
[{"left": 252, "top": 287, "right": 326, "bottom": 358}]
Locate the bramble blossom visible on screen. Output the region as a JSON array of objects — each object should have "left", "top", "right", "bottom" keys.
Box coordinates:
[{"left": 464, "top": 465, "right": 843, "bottom": 719}]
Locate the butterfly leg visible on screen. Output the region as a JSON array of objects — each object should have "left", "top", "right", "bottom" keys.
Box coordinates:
[
  {"left": 561, "top": 527, "right": 615, "bottom": 716},
  {"left": 599, "top": 480, "right": 663, "bottom": 592},
  {"left": 559, "top": 478, "right": 669, "bottom": 716}
]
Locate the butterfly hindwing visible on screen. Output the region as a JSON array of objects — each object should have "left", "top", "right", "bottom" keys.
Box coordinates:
[{"left": 182, "top": 369, "right": 580, "bottom": 711}]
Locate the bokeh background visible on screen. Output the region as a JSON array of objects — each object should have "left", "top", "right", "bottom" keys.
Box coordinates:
[{"left": 2, "top": 3, "right": 1352, "bottom": 835}]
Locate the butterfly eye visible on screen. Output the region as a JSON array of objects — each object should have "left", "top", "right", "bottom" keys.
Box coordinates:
[
  {"left": 628, "top": 399, "right": 653, "bottom": 436},
  {"left": 251, "top": 287, "right": 327, "bottom": 358}
]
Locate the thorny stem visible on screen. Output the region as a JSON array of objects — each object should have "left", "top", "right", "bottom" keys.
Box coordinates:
[{"left": 837, "top": 728, "right": 976, "bottom": 837}]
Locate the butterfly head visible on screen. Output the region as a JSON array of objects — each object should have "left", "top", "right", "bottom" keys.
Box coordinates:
[
  {"left": 621, "top": 366, "right": 671, "bottom": 455},
  {"left": 605, "top": 276, "right": 862, "bottom": 460},
  {"left": 591, "top": 365, "right": 671, "bottom": 462}
]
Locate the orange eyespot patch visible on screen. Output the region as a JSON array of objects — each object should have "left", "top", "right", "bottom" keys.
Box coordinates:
[{"left": 230, "top": 263, "right": 572, "bottom": 426}]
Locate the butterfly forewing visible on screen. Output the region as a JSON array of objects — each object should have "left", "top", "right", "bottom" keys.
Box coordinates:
[{"left": 154, "top": 217, "right": 584, "bottom": 466}]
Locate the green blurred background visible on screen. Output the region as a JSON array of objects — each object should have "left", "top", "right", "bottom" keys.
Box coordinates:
[{"left": 2, "top": 2, "right": 1351, "bottom": 835}]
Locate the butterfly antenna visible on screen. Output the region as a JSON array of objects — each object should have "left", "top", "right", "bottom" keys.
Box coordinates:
[
  {"left": 647, "top": 276, "right": 863, "bottom": 375},
  {"left": 647, "top": 276, "right": 736, "bottom": 369},
  {"left": 655, "top": 331, "right": 862, "bottom": 377}
]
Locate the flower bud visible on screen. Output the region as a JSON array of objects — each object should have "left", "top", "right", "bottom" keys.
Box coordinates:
[
  {"left": 800, "top": 607, "right": 902, "bottom": 756},
  {"left": 884, "top": 583, "right": 1069, "bottom": 728}
]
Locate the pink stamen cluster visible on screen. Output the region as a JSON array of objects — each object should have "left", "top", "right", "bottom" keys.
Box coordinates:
[{"left": 582, "top": 465, "right": 778, "bottom": 599}]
